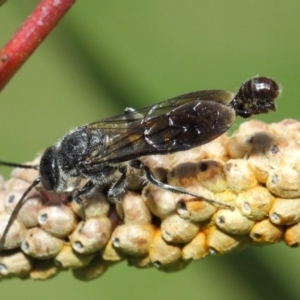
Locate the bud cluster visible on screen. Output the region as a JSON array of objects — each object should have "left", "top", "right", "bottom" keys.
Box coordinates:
[{"left": 0, "top": 119, "right": 299, "bottom": 280}]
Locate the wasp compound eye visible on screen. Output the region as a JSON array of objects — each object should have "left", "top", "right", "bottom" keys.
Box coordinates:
[{"left": 39, "top": 147, "right": 59, "bottom": 191}]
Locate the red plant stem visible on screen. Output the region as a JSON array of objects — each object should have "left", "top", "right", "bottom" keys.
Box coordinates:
[{"left": 0, "top": 0, "right": 76, "bottom": 92}]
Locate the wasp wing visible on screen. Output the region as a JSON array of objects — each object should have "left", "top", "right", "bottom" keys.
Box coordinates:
[{"left": 84, "top": 90, "right": 235, "bottom": 166}]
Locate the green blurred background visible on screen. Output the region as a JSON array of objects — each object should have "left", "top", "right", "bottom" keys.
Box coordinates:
[{"left": 1, "top": 0, "right": 300, "bottom": 299}]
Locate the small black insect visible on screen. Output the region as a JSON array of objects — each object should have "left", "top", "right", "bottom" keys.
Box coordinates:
[{"left": 0, "top": 76, "right": 280, "bottom": 250}]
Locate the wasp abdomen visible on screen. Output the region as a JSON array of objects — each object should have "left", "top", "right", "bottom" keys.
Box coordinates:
[{"left": 231, "top": 77, "right": 280, "bottom": 118}]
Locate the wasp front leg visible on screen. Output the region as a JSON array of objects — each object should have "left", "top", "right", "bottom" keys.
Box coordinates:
[{"left": 72, "top": 180, "right": 97, "bottom": 223}]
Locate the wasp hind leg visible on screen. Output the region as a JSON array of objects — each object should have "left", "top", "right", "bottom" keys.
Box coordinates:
[{"left": 130, "top": 159, "right": 234, "bottom": 210}]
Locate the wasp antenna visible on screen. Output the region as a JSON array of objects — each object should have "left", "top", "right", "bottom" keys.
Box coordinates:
[
  {"left": 0, "top": 177, "right": 41, "bottom": 252},
  {"left": 0, "top": 161, "right": 39, "bottom": 170}
]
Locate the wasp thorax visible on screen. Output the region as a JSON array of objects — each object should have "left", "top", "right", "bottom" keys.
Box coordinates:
[{"left": 57, "top": 127, "right": 105, "bottom": 176}]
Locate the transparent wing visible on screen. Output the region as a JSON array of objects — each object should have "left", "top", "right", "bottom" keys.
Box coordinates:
[{"left": 84, "top": 90, "right": 235, "bottom": 166}]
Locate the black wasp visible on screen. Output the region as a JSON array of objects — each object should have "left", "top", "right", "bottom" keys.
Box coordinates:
[{"left": 0, "top": 76, "right": 280, "bottom": 250}]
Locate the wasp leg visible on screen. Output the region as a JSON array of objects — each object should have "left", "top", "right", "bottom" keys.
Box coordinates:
[
  {"left": 124, "top": 107, "right": 136, "bottom": 120},
  {"left": 124, "top": 107, "right": 135, "bottom": 114},
  {"left": 131, "top": 159, "right": 234, "bottom": 210},
  {"left": 124, "top": 107, "right": 145, "bottom": 121},
  {"left": 73, "top": 180, "right": 96, "bottom": 230},
  {"left": 107, "top": 166, "right": 127, "bottom": 203}
]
